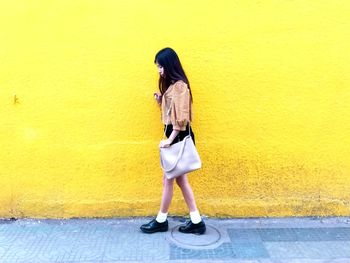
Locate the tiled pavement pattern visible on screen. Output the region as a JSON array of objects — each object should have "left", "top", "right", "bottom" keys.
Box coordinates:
[{"left": 0, "top": 217, "right": 350, "bottom": 262}]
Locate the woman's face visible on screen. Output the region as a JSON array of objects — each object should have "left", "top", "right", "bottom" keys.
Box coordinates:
[{"left": 156, "top": 62, "right": 164, "bottom": 77}]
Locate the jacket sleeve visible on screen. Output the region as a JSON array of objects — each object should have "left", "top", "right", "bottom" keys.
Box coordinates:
[{"left": 171, "top": 82, "right": 191, "bottom": 131}]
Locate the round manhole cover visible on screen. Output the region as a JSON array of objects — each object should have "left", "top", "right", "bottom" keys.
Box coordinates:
[{"left": 168, "top": 225, "right": 222, "bottom": 249}]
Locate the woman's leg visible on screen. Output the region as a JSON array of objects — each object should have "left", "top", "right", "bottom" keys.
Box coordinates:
[
  {"left": 140, "top": 175, "right": 174, "bottom": 233},
  {"left": 175, "top": 174, "right": 197, "bottom": 212},
  {"left": 160, "top": 175, "right": 175, "bottom": 213},
  {"left": 176, "top": 174, "right": 206, "bottom": 234}
]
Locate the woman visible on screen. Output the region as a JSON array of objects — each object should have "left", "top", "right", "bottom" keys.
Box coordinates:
[{"left": 140, "top": 47, "right": 206, "bottom": 235}]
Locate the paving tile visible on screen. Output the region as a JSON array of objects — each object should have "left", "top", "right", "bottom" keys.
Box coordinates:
[
  {"left": 0, "top": 226, "right": 54, "bottom": 262},
  {"left": 228, "top": 229, "right": 262, "bottom": 243},
  {"left": 103, "top": 226, "right": 169, "bottom": 261},
  {"left": 293, "top": 228, "right": 350, "bottom": 241},
  {"left": 1, "top": 218, "right": 350, "bottom": 262},
  {"left": 265, "top": 241, "right": 350, "bottom": 259},
  {"left": 230, "top": 242, "right": 270, "bottom": 259},
  {"left": 264, "top": 241, "right": 308, "bottom": 259},
  {"left": 0, "top": 245, "right": 7, "bottom": 259},
  {"left": 259, "top": 228, "right": 298, "bottom": 242},
  {"left": 37, "top": 234, "right": 106, "bottom": 262},
  {"left": 257, "top": 227, "right": 350, "bottom": 242},
  {"left": 298, "top": 241, "right": 350, "bottom": 258},
  {"left": 170, "top": 243, "right": 235, "bottom": 260}
]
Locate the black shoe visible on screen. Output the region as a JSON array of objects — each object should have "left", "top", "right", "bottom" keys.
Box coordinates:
[
  {"left": 140, "top": 219, "right": 168, "bottom": 234},
  {"left": 179, "top": 220, "right": 206, "bottom": 235}
]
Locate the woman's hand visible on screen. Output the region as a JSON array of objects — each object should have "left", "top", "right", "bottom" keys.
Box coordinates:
[
  {"left": 159, "top": 139, "right": 172, "bottom": 148},
  {"left": 154, "top": 92, "right": 162, "bottom": 105}
]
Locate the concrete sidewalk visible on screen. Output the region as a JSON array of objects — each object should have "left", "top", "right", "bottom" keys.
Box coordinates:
[{"left": 1, "top": 217, "right": 350, "bottom": 263}]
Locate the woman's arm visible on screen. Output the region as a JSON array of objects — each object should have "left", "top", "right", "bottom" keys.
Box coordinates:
[
  {"left": 159, "top": 129, "right": 179, "bottom": 148},
  {"left": 171, "top": 82, "right": 190, "bottom": 131}
]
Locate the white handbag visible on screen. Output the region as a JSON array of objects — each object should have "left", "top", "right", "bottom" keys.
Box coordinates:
[
  {"left": 160, "top": 132, "right": 202, "bottom": 179},
  {"left": 159, "top": 97, "right": 201, "bottom": 179}
]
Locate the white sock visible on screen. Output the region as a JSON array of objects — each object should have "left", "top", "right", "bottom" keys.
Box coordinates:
[
  {"left": 190, "top": 210, "right": 202, "bottom": 224},
  {"left": 156, "top": 211, "right": 168, "bottom": 223}
]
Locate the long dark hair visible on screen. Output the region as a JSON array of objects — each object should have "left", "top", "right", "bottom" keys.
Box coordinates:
[{"left": 154, "top": 47, "right": 193, "bottom": 100}]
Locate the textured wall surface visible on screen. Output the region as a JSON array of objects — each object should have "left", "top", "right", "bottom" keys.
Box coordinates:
[{"left": 1, "top": 0, "right": 350, "bottom": 218}]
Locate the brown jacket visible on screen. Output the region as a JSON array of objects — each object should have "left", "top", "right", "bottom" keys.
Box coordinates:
[{"left": 161, "top": 80, "right": 192, "bottom": 131}]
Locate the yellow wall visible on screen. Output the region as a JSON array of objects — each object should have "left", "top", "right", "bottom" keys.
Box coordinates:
[{"left": 1, "top": 0, "right": 350, "bottom": 218}]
